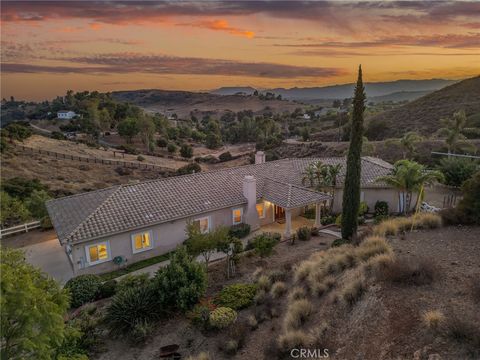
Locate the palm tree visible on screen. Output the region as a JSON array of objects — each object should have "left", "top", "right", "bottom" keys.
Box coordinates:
[
  {"left": 302, "top": 164, "right": 317, "bottom": 188},
  {"left": 377, "top": 160, "right": 444, "bottom": 214},
  {"left": 386, "top": 132, "right": 423, "bottom": 159},
  {"left": 327, "top": 163, "right": 342, "bottom": 213},
  {"left": 438, "top": 110, "right": 472, "bottom": 155}
]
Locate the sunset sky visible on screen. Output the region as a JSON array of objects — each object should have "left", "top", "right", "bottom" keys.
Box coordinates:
[{"left": 1, "top": 1, "right": 479, "bottom": 100}]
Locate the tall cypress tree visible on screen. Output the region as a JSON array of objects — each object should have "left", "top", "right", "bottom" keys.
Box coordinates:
[{"left": 341, "top": 65, "right": 366, "bottom": 240}]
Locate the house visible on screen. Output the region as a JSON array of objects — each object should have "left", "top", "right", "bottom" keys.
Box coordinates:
[
  {"left": 46, "top": 152, "right": 397, "bottom": 275},
  {"left": 57, "top": 110, "right": 76, "bottom": 119},
  {"left": 302, "top": 113, "right": 311, "bottom": 120}
]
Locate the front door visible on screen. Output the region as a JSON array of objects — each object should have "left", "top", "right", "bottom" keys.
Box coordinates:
[{"left": 274, "top": 205, "right": 286, "bottom": 222}]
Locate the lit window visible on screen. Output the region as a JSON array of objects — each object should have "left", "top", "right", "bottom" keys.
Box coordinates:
[
  {"left": 232, "top": 208, "right": 243, "bottom": 225},
  {"left": 194, "top": 216, "right": 210, "bottom": 234},
  {"left": 132, "top": 230, "right": 152, "bottom": 253},
  {"left": 256, "top": 203, "right": 265, "bottom": 219},
  {"left": 86, "top": 242, "right": 109, "bottom": 265}
]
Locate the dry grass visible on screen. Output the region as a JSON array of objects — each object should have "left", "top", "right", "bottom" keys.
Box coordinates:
[
  {"left": 256, "top": 275, "right": 271, "bottom": 292},
  {"left": 277, "top": 329, "right": 313, "bottom": 352},
  {"left": 381, "top": 257, "right": 437, "bottom": 286},
  {"left": 252, "top": 267, "right": 264, "bottom": 280},
  {"left": 341, "top": 271, "right": 366, "bottom": 305},
  {"left": 310, "top": 276, "right": 336, "bottom": 297},
  {"left": 284, "top": 299, "right": 313, "bottom": 330},
  {"left": 362, "top": 253, "right": 395, "bottom": 276},
  {"left": 372, "top": 214, "right": 442, "bottom": 236},
  {"left": 356, "top": 236, "right": 392, "bottom": 261},
  {"left": 271, "top": 281, "right": 287, "bottom": 298},
  {"left": 247, "top": 314, "right": 258, "bottom": 330},
  {"left": 422, "top": 310, "right": 445, "bottom": 331},
  {"left": 288, "top": 287, "right": 307, "bottom": 302},
  {"left": 309, "top": 322, "right": 329, "bottom": 348},
  {"left": 186, "top": 352, "right": 210, "bottom": 360}
]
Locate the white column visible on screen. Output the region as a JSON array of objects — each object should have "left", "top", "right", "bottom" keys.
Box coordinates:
[
  {"left": 315, "top": 202, "right": 322, "bottom": 227},
  {"left": 285, "top": 209, "right": 292, "bottom": 238}
]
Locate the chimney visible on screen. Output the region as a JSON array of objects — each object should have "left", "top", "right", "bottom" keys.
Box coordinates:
[
  {"left": 242, "top": 175, "right": 260, "bottom": 230},
  {"left": 255, "top": 151, "right": 265, "bottom": 164}
]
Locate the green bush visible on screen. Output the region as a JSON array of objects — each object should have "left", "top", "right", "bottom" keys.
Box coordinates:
[
  {"left": 156, "top": 138, "right": 168, "bottom": 148},
  {"left": 119, "top": 144, "right": 139, "bottom": 155},
  {"left": 153, "top": 246, "right": 207, "bottom": 312},
  {"left": 438, "top": 158, "right": 477, "bottom": 187},
  {"left": 296, "top": 226, "right": 311, "bottom": 241},
  {"left": 456, "top": 171, "right": 480, "bottom": 224},
  {"left": 177, "top": 162, "right": 201, "bottom": 175},
  {"left": 65, "top": 275, "right": 102, "bottom": 308},
  {"left": 106, "top": 284, "right": 162, "bottom": 335},
  {"left": 216, "top": 284, "right": 257, "bottom": 310},
  {"left": 187, "top": 298, "right": 216, "bottom": 328},
  {"left": 116, "top": 273, "right": 150, "bottom": 294},
  {"left": 374, "top": 201, "right": 389, "bottom": 217},
  {"left": 97, "top": 280, "right": 117, "bottom": 299},
  {"left": 228, "top": 223, "right": 251, "bottom": 239},
  {"left": 359, "top": 201, "right": 369, "bottom": 216},
  {"left": 219, "top": 151, "right": 233, "bottom": 162},
  {"left": 321, "top": 215, "right": 336, "bottom": 225},
  {"left": 209, "top": 307, "right": 237, "bottom": 329},
  {"left": 302, "top": 207, "right": 315, "bottom": 219},
  {"left": 167, "top": 143, "right": 177, "bottom": 153},
  {"left": 40, "top": 216, "right": 53, "bottom": 229},
  {"left": 137, "top": 155, "right": 145, "bottom": 162},
  {"left": 249, "top": 232, "right": 280, "bottom": 257},
  {"left": 335, "top": 214, "right": 342, "bottom": 226},
  {"left": 180, "top": 143, "right": 193, "bottom": 158},
  {"left": 4, "top": 123, "right": 32, "bottom": 141}
]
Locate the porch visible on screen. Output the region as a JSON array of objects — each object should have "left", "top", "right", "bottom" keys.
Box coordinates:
[{"left": 254, "top": 215, "right": 316, "bottom": 237}]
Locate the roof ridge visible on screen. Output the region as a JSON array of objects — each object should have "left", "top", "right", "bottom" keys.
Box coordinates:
[
  {"left": 64, "top": 185, "right": 124, "bottom": 243},
  {"left": 361, "top": 156, "right": 393, "bottom": 169},
  {"left": 46, "top": 185, "right": 120, "bottom": 204},
  {"left": 264, "top": 177, "right": 328, "bottom": 196},
  {"left": 287, "top": 184, "right": 293, "bottom": 208}
]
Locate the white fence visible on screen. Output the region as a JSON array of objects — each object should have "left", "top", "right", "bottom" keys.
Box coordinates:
[{"left": 0, "top": 221, "right": 41, "bottom": 238}]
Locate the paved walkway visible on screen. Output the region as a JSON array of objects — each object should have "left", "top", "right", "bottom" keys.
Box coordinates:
[{"left": 318, "top": 229, "right": 342, "bottom": 238}]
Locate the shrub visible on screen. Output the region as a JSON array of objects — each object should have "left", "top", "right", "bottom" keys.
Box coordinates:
[
  {"left": 381, "top": 257, "right": 437, "bottom": 286},
  {"left": 65, "top": 275, "right": 102, "bottom": 308},
  {"left": 284, "top": 299, "right": 313, "bottom": 330},
  {"left": 106, "top": 284, "right": 162, "bottom": 335},
  {"left": 114, "top": 167, "right": 132, "bottom": 176},
  {"left": 228, "top": 223, "right": 251, "bottom": 239},
  {"left": 247, "top": 314, "right": 258, "bottom": 329},
  {"left": 374, "top": 201, "right": 389, "bottom": 217},
  {"left": 119, "top": 144, "right": 138, "bottom": 155},
  {"left": 216, "top": 283, "right": 257, "bottom": 310},
  {"left": 137, "top": 155, "right": 145, "bottom": 161},
  {"left": 270, "top": 281, "right": 287, "bottom": 298},
  {"left": 321, "top": 215, "right": 336, "bottom": 225},
  {"left": 256, "top": 275, "right": 271, "bottom": 292},
  {"left": 249, "top": 232, "right": 280, "bottom": 257},
  {"left": 438, "top": 157, "right": 477, "bottom": 187},
  {"left": 288, "top": 287, "right": 307, "bottom": 302},
  {"left": 167, "top": 142, "right": 177, "bottom": 153},
  {"left": 97, "top": 280, "right": 117, "bottom": 299},
  {"left": 187, "top": 297, "right": 216, "bottom": 328},
  {"left": 311, "top": 227, "right": 319, "bottom": 236},
  {"left": 440, "top": 208, "right": 463, "bottom": 226},
  {"left": 209, "top": 307, "right": 237, "bottom": 329},
  {"left": 422, "top": 310, "right": 445, "bottom": 331},
  {"left": 40, "top": 216, "right": 53, "bottom": 229},
  {"left": 363, "top": 253, "right": 395, "bottom": 276},
  {"left": 414, "top": 213, "right": 442, "bottom": 229},
  {"left": 445, "top": 314, "right": 480, "bottom": 349},
  {"left": 116, "top": 273, "right": 150, "bottom": 294},
  {"left": 341, "top": 275, "right": 366, "bottom": 305},
  {"left": 51, "top": 131, "right": 66, "bottom": 140},
  {"left": 153, "top": 247, "right": 207, "bottom": 312},
  {"left": 277, "top": 330, "right": 312, "bottom": 352},
  {"left": 218, "top": 151, "right": 233, "bottom": 162},
  {"left": 303, "top": 207, "right": 315, "bottom": 219},
  {"left": 180, "top": 143, "right": 193, "bottom": 158},
  {"left": 267, "top": 268, "right": 287, "bottom": 283},
  {"left": 156, "top": 138, "right": 168, "bottom": 148},
  {"left": 177, "top": 162, "right": 201, "bottom": 175},
  {"left": 296, "top": 226, "right": 311, "bottom": 241},
  {"left": 130, "top": 319, "right": 153, "bottom": 344},
  {"left": 220, "top": 321, "right": 248, "bottom": 354},
  {"left": 331, "top": 238, "right": 349, "bottom": 247},
  {"left": 311, "top": 276, "right": 335, "bottom": 297},
  {"left": 356, "top": 236, "right": 391, "bottom": 261},
  {"left": 359, "top": 201, "right": 369, "bottom": 216},
  {"left": 456, "top": 171, "right": 480, "bottom": 225},
  {"left": 335, "top": 214, "right": 342, "bottom": 226}
]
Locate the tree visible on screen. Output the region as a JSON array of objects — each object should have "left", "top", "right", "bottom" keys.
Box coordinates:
[
  {"left": 1, "top": 247, "right": 69, "bottom": 359},
  {"left": 341, "top": 65, "right": 365, "bottom": 241},
  {"left": 302, "top": 161, "right": 342, "bottom": 214},
  {"left": 438, "top": 110, "right": 473, "bottom": 154},
  {"left": 438, "top": 157, "right": 478, "bottom": 187},
  {"left": 98, "top": 108, "right": 112, "bottom": 134},
  {"left": 167, "top": 142, "right": 177, "bottom": 154},
  {"left": 300, "top": 126, "right": 311, "bottom": 141},
  {"left": 386, "top": 132, "right": 423, "bottom": 159},
  {"left": 1, "top": 191, "right": 30, "bottom": 227},
  {"left": 327, "top": 163, "right": 342, "bottom": 213},
  {"left": 456, "top": 171, "right": 480, "bottom": 224},
  {"left": 205, "top": 119, "right": 223, "bottom": 149},
  {"left": 377, "top": 160, "right": 444, "bottom": 214},
  {"left": 180, "top": 143, "right": 193, "bottom": 159},
  {"left": 185, "top": 224, "right": 228, "bottom": 270},
  {"left": 117, "top": 118, "right": 139, "bottom": 144},
  {"left": 137, "top": 116, "right": 155, "bottom": 150},
  {"left": 25, "top": 189, "right": 51, "bottom": 220},
  {"left": 216, "top": 235, "right": 243, "bottom": 279}
]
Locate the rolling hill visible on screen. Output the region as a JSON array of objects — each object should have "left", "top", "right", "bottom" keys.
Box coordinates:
[
  {"left": 111, "top": 89, "right": 304, "bottom": 119},
  {"left": 366, "top": 75, "right": 480, "bottom": 139}
]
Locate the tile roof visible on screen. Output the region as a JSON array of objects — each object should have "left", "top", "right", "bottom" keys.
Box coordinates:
[
  {"left": 46, "top": 156, "right": 393, "bottom": 244},
  {"left": 263, "top": 178, "right": 331, "bottom": 209}
]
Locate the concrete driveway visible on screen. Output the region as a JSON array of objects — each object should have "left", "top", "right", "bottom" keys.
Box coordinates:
[{"left": 23, "top": 238, "right": 73, "bottom": 285}]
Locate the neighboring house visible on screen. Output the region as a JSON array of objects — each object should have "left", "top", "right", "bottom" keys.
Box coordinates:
[
  {"left": 302, "top": 113, "right": 311, "bottom": 120},
  {"left": 46, "top": 152, "right": 396, "bottom": 275},
  {"left": 57, "top": 110, "right": 76, "bottom": 119}
]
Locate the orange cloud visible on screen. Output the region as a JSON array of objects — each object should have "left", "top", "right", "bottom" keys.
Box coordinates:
[
  {"left": 183, "top": 19, "right": 254, "bottom": 38},
  {"left": 89, "top": 22, "right": 102, "bottom": 31}
]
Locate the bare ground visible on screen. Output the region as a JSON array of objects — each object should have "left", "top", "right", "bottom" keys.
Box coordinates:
[{"left": 95, "top": 226, "right": 480, "bottom": 360}]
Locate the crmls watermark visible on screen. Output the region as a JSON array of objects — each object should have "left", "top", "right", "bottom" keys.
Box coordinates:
[{"left": 290, "top": 348, "right": 329, "bottom": 358}]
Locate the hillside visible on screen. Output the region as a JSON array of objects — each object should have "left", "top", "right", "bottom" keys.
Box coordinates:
[
  {"left": 111, "top": 89, "right": 304, "bottom": 119},
  {"left": 366, "top": 76, "right": 480, "bottom": 139},
  {"left": 368, "top": 90, "right": 432, "bottom": 104}
]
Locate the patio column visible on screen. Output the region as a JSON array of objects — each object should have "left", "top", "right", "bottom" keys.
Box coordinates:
[
  {"left": 315, "top": 202, "right": 322, "bottom": 227},
  {"left": 284, "top": 209, "right": 292, "bottom": 238}
]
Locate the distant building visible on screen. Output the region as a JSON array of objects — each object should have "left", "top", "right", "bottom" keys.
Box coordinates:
[
  {"left": 302, "top": 113, "right": 311, "bottom": 120},
  {"left": 57, "top": 110, "right": 76, "bottom": 119}
]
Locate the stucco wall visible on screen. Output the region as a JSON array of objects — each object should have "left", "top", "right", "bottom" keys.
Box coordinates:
[
  {"left": 71, "top": 201, "right": 279, "bottom": 275},
  {"left": 332, "top": 188, "right": 399, "bottom": 214}
]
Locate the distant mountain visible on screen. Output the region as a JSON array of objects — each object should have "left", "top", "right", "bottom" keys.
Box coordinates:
[
  {"left": 368, "top": 90, "right": 432, "bottom": 104},
  {"left": 366, "top": 76, "right": 480, "bottom": 139},
  {"left": 210, "top": 86, "right": 257, "bottom": 96},
  {"left": 211, "top": 79, "right": 456, "bottom": 101}
]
